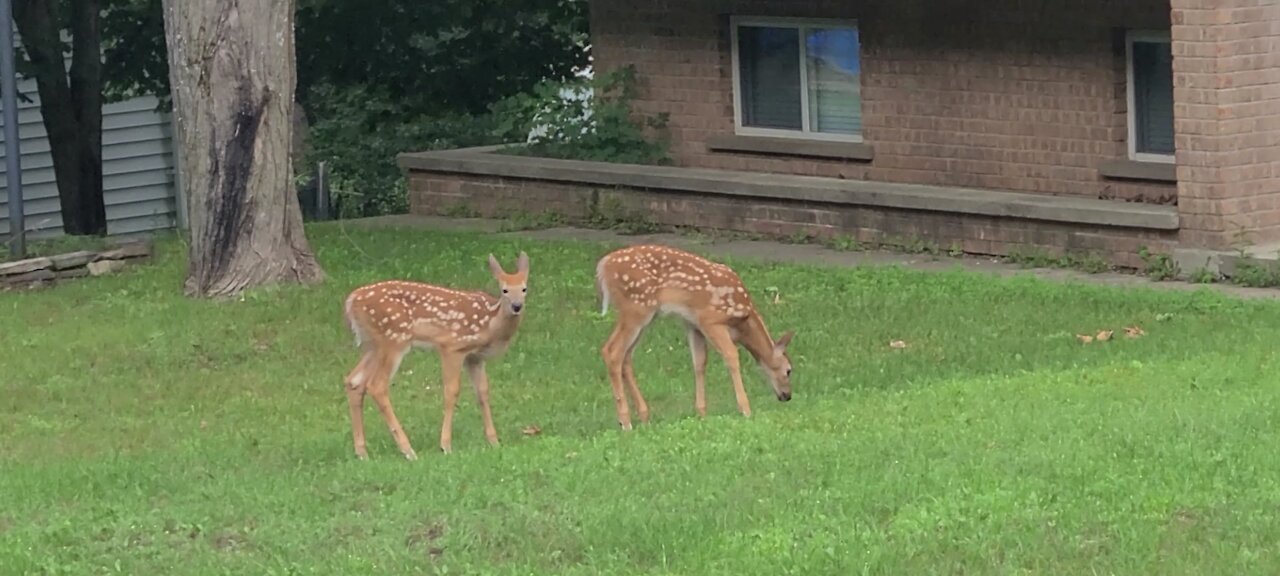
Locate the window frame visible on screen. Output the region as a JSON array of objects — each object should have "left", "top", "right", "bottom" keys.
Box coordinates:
[
  {"left": 729, "top": 15, "right": 864, "bottom": 143},
  {"left": 1125, "top": 29, "right": 1176, "bottom": 164}
]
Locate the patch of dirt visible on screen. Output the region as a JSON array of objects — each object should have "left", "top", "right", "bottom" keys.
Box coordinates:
[
  {"left": 212, "top": 531, "right": 251, "bottom": 551},
  {"left": 250, "top": 328, "right": 277, "bottom": 352},
  {"left": 0, "top": 516, "right": 12, "bottom": 536},
  {"left": 210, "top": 522, "right": 257, "bottom": 553},
  {"left": 405, "top": 519, "right": 447, "bottom": 561},
  {"left": 1170, "top": 508, "right": 1198, "bottom": 527}
]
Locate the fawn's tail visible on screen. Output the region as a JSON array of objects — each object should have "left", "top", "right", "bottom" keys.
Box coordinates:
[{"left": 595, "top": 255, "right": 610, "bottom": 316}]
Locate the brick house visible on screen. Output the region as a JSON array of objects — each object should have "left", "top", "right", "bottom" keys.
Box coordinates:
[{"left": 400, "top": 0, "right": 1280, "bottom": 271}]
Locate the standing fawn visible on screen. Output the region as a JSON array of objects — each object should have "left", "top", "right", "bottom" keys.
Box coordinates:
[
  {"left": 342, "top": 252, "right": 530, "bottom": 460},
  {"left": 595, "top": 244, "right": 795, "bottom": 430}
]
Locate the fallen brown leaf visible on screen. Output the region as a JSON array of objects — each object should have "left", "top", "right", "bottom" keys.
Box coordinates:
[
  {"left": 1076, "top": 334, "right": 1094, "bottom": 344},
  {"left": 1095, "top": 330, "right": 1114, "bottom": 342},
  {"left": 1124, "top": 326, "right": 1146, "bottom": 338},
  {"left": 521, "top": 425, "right": 542, "bottom": 436},
  {"left": 199, "top": 420, "right": 208, "bottom": 430},
  {"left": 889, "top": 340, "right": 908, "bottom": 349}
]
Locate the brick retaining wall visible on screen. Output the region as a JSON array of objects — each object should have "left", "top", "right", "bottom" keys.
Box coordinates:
[{"left": 406, "top": 168, "right": 1177, "bottom": 270}]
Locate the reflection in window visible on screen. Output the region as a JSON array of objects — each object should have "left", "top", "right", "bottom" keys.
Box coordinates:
[{"left": 735, "top": 20, "right": 862, "bottom": 140}]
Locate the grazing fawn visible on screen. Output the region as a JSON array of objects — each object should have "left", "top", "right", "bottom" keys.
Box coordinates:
[
  {"left": 342, "top": 252, "right": 530, "bottom": 460},
  {"left": 595, "top": 244, "right": 795, "bottom": 430}
]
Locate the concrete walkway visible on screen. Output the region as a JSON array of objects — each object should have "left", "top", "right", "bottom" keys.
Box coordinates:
[{"left": 344, "top": 214, "right": 1280, "bottom": 301}]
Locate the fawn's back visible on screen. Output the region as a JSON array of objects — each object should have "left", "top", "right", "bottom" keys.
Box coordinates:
[
  {"left": 596, "top": 244, "right": 757, "bottom": 322},
  {"left": 345, "top": 280, "right": 508, "bottom": 350}
]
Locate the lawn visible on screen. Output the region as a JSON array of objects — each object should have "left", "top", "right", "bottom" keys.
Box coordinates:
[{"left": 2, "top": 222, "right": 1280, "bottom": 575}]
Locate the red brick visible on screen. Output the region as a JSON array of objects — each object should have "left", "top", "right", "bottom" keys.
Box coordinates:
[{"left": 591, "top": 0, "right": 1179, "bottom": 209}]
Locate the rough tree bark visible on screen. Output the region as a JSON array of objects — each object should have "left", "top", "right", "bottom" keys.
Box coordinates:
[
  {"left": 161, "top": 0, "right": 324, "bottom": 297},
  {"left": 12, "top": 0, "right": 107, "bottom": 236}
]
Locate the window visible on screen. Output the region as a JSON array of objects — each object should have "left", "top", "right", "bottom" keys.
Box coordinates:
[
  {"left": 1127, "top": 31, "right": 1175, "bottom": 162},
  {"left": 731, "top": 17, "right": 863, "bottom": 142}
]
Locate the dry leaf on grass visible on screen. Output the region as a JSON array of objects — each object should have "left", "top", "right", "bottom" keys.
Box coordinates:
[
  {"left": 521, "top": 425, "right": 542, "bottom": 436},
  {"left": 889, "top": 340, "right": 908, "bottom": 349},
  {"left": 1077, "top": 327, "right": 1139, "bottom": 344}
]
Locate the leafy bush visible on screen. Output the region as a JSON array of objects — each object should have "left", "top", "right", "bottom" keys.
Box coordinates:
[
  {"left": 302, "top": 84, "right": 502, "bottom": 218},
  {"left": 491, "top": 65, "right": 671, "bottom": 165}
]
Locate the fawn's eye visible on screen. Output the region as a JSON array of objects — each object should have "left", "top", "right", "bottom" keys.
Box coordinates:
[
  {"left": 786, "top": 368, "right": 792, "bottom": 376},
  {"left": 502, "top": 288, "right": 509, "bottom": 294},
  {"left": 521, "top": 287, "right": 527, "bottom": 293}
]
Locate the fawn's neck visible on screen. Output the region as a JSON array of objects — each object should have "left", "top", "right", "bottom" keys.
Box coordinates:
[
  {"left": 736, "top": 311, "right": 776, "bottom": 366},
  {"left": 485, "top": 305, "right": 523, "bottom": 344}
]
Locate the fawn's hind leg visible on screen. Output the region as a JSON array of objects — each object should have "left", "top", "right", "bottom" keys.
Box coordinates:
[
  {"left": 365, "top": 345, "right": 417, "bottom": 460},
  {"left": 345, "top": 351, "right": 377, "bottom": 459}
]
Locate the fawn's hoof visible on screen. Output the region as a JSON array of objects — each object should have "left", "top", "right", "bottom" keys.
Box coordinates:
[{"left": 403, "top": 449, "right": 418, "bottom": 461}]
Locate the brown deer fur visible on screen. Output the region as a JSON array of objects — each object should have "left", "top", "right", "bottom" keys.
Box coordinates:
[
  {"left": 595, "top": 244, "right": 794, "bottom": 430},
  {"left": 342, "top": 252, "right": 529, "bottom": 459}
]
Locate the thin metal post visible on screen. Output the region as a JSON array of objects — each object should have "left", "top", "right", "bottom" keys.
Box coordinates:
[
  {"left": 317, "top": 160, "right": 328, "bottom": 221},
  {"left": 0, "top": 0, "right": 23, "bottom": 258},
  {"left": 170, "top": 112, "right": 189, "bottom": 231}
]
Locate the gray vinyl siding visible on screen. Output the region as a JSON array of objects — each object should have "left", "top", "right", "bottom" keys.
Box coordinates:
[{"left": 0, "top": 70, "right": 178, "bottom": 239}]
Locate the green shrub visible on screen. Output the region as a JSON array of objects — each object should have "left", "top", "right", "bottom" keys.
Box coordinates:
[
  {"left": 302, "top": 84, "right": 502, "bottom": 219},
  {"left": 491, "top": 65, "right": 671, "bottom": 165}
]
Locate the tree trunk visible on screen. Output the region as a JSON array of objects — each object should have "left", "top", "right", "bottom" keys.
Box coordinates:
[
  {"left": 12, "top": 0, "right": 107, "bottom": 236},
  {"left": 67, "top": 0, "right": 106, "bottom": 235},
  {"left": 161, "top": 0, "right": 324, "bottom": 298}
]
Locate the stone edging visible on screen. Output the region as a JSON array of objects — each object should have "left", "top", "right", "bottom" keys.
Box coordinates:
[{"left": 0, "top": 239, "right": 153, "bottom": 290}]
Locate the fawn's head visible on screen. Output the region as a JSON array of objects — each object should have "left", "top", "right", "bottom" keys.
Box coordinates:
[
  {"left": 760, "top": 330, "right": 795, "bottom": 402},
  {"left": 488, "top": 251, "right": 530, "bottom": 315}
]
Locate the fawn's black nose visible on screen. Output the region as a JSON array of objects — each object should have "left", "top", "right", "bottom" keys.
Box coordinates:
[
  {"left": 511, "top": 303, "right": 523, "bottom": 313},
  {"left": 777, "top": 391, "right": 792, "bottom": 402}
]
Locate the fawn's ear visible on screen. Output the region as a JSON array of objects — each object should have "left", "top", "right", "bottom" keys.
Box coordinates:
[
  {"left": 488, "top": 253, "right": 506, "bottom": 277},
  {"left": 516, "top": 251, "right": 530, "bottom": 274},
  {"left": 774, "top": 330, "right": 795, "bottom": 353}
]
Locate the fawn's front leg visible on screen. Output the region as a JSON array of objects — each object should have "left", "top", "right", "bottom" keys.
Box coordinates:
[
  {"left": 704, "top": 325, "right": 751, "bottom": 418},
  {"left": 438, "top": 351, "right": 466, "bottom": 454},
  {"left": 465, "top": 358, "right": 500, "bottom": 447},
  {"left": 687, "top": 326, "right": 709, "bottom": 418}
]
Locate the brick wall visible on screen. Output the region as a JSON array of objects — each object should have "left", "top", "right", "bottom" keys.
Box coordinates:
[
  {"left": 408, "top": 173, "right": 1176, "bottom": 270},
  {"left": 590, "top": 0, "right": 1177, "bottom": 203},
  {"left": 1171, "top": 0, "right": 1280, "bottom": 249}
]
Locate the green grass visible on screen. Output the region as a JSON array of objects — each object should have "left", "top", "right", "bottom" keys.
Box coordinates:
[{"left": 3, "top": 223, "right": 1280, "bottom": 574}]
